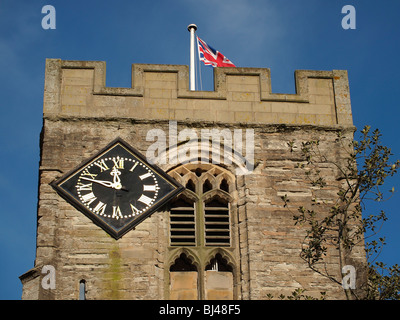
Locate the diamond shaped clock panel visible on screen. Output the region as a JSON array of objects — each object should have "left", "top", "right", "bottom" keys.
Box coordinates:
[{"left": 51, "top": 137, "right": 184, "bottom": 239}]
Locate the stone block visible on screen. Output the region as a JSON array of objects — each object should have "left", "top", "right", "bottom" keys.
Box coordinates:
[
  {"left": 61, "top": 69, "right": 94, "bottom": 86},
  {"left": 169, "top": 272, "right": 198, "bottom": 300},
  {"left": 231, "top": 92, "right": 259, "bottom": 102},
  {"left": 226, "top": 75, "right": 259, "bottom": 85},
  {"left": 205, "top": 271, "right": 233, "bottom": 300},
  {"left": 271, "top": 103, "right": 299, "bottom": 114},
  {"left": 234, "top": 111, "right": 253, "bottom": 122}
]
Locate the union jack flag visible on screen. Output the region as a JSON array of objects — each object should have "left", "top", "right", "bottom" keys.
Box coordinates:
[{"left": 197, "top": 36, "right": 236, "bottom": 68}]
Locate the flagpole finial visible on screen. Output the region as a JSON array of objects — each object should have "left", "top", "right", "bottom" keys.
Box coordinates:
[{"left": 187, "top": 24, "right": 197, "bottom": 32}]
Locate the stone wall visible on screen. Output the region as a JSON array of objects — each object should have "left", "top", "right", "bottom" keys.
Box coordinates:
[
  {"left": 43, "top": 59, "right": 352, "bottom": 126},
  {"left": 20, "top": 59, "right": 365, "bottom": 300}
]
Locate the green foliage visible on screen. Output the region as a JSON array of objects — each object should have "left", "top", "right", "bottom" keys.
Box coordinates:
[
  {"left": 266, "top": 289, "right": 326, "bottom": 300},
  {"left": 367, "top": 262, "right": 400, "bottom": 300},
  {"left": 282, "top": 126, "right": 400, "bottom": 300}
]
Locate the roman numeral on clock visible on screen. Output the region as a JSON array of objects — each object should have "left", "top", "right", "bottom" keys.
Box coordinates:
[
  {"left": 76, "top": 182, "right": 92, "bottom": 191},
  {"left": 143, "top": 185, "right": 157, "bottom": 192},
  {"left": 139, "top": 172, "right": 152, "bottom": 180},
  {"left": 94, "top": 159, "right": 109, "bottom": 172},
  {"left": 112, "top": 206, "right": 123, "bottom": 220},
  {"left": 81, "top": 192, "right": 97, "bottom": 205},
  {"left": 138, "top": 194, "right": 153, "bottom": 206},
  {"left": 93, "top": 201, "right": 107, "bottom": 215},
  {"left": 129, "top": 162, "right": 138, "bottom": 172},
  {"left": 112, "top": 157, "right": 124, "bottom": 169},
  {"left": 130, "top": 204, "right": 140, "bottom": 215},
  {"left": 81, "top": 169, "right": 97, "bottom": 179}
]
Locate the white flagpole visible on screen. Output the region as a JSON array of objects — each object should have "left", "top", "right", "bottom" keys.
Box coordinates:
[{"left": 187, "top": 24, "right": 197, "bottom": 91}]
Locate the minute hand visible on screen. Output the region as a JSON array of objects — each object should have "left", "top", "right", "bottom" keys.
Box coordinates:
[{"left": 81, "top": 177, "right": 115, "bottom": 188}]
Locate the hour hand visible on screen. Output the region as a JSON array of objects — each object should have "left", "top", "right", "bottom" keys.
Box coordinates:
[{"left": 81, "top": 177, "right": 115, "bottom": 188}]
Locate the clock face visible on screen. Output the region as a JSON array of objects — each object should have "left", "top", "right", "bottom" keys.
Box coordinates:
[{"left": 51, "top": 138, "right": 184, "bottom": 239}]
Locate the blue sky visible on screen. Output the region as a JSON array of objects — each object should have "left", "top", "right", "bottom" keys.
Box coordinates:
[{"left": 0, "top": 0, "right": 399, "bottom": 299}]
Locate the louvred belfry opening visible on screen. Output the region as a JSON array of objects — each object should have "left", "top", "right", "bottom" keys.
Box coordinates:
[
  {"left": 170, "top": 196, "right": 196, "bottom": 246},
  {"left": 204, "top": 197, "right": 230, "bottom": 246},
  {"left": 168, "top": 163, "right": 234, "bottom": 248}
]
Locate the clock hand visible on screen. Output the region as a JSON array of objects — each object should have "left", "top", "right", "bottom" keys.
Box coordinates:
[
  {"left": 110, "top": 167, "right": 122, "bottom": 190},
  {"left": 81, "top": 177, "right": 116, "bottom": 188}
]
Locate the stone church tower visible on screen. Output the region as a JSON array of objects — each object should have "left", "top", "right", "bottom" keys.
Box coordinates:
[{"left": 20, "top": 59, "right": 366, "bottom": 299}]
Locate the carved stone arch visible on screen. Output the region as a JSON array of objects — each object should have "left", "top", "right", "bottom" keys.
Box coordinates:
[
  {"left": 204, "top": 248, "right": 236, "bottom": 273},
  {"left": 216, "top": 173, "right": 235, "bottom": 193},
  {"left": 167, "top": 247, "right": 201, "bottom": 300},
  {"left": 177, "top": 171, "right": 196, "bottom": 185},
  {"left": 180, "top": 172, "right": 199, "bottom": 193},
  {"left": 203, "top": 248, "right": 238, "bottom": 300},
  {"left": 168, "top": 170, "right": 182, "bottom": 183},
  {"left": 206, "top": 165, "right": 224, "bottom": 177},
  {"left": 168, "top": 247, "right": 200, "bottom": 271},
  {"left": 219, "top": 178, "right": 230, "bottom": 193},
  {"left": 214, "top": 166, "right": 235, "bottom": 180},
  {"left": 171, "top": 190, "right": 198, "bottom": 204},
  {"left": 174, "top": 164, "right": 191, "bottom": 176},
  {"left": 185, "top": 178, "right": 197, "bottom": 194},
  {"left": 202, "top": 189, "right": 232, "bottom": 203},
  {"left": 159, "top": 137, "right": 251, "bottom": 175},
  {"left": 199, "top": 172, "right": 217, "bottom": 194},
  {"left": 167, "top": 163, "right": 236, "bottom": 193}
]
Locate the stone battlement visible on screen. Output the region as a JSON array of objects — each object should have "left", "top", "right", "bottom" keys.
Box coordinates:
[
  {"left": 44, "top": 59, "right": 353, "bottom": 127},
  {"left": 19, "top": 58, "right": 363, "bottom": 300}
]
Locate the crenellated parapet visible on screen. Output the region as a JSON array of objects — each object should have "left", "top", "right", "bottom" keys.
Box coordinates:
[
  {"left": 20, "top": 58, "right": 363, "bottom": 300},
  {"left": 43, "top": 59, "right": 353, "bottom": 126}
]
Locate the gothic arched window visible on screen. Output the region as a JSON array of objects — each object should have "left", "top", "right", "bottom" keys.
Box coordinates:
[
  {"left": 168, "top": 164, "right": 235, "bottom": 248},
  {"left": 167, "top": 164, "right": 237, "bottom": 300}
]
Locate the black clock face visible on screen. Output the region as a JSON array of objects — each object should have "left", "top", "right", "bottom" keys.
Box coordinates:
[{"left": 51, "top": 138, "right": 184, "bottom": 239}]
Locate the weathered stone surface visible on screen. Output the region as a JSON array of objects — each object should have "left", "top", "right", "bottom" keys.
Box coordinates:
[
  {"left": 205, "top": 271, "right": 233, "bottom": 300},
  {"left": 170, "top": 272, "right": 198, "bottom": 300},
  {"left": 19, "top": 60, "right": 366, "bottom": 300}
]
